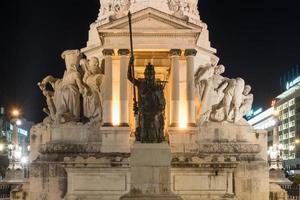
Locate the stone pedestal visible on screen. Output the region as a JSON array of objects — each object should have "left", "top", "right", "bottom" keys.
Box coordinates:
[
  {"left": 101, "top": 127, "right": 131, "bottom": 153},
  {"left": 168, "top": 127, "right": 199, "bottom": 153},
  {"left": 120, "top": 143, "right": 182, "bottom": 200}
]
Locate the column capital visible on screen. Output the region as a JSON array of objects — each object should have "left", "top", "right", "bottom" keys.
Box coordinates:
[
  {"left": 118, "top": 49, "right": 130, "bottom": 56},
  {"left": 169, "top": 49, "right": 182, "bottom": 56},
  {"left": 102, "top": 49, "right": 115, "bottom": 56},
  {"left": 184, "top": 49, "right": 197, "bottom": 56}
]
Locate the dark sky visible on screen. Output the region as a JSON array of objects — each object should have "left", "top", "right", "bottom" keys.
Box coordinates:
[{"left": 0, "top": 0, "right": 299, "bottom": 122}]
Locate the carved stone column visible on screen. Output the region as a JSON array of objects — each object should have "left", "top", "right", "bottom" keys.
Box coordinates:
[
  {"left": 102, "top": 49, "right": 115, "bottom": 127},
  {"left": 170, "top": 49, "right": 182, "bottom": 127},
  {"left": 185, "top": 49, "right": 197, "bottom": 127},
  {"left": 118, "top": 49, "right": 130, "bottom": 127}
]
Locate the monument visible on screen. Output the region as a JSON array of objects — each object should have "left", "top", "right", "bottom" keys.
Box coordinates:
[{"left": 28, "top": 0, "right": 276, "bottom": 199}]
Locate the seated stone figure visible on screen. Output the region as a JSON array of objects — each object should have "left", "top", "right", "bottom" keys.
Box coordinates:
[
  {"left": 81, "top": 57, "right": 104, "bottom": 123},
  {"left": 39, "top": 49, "right": 86, "bottom": 124}
]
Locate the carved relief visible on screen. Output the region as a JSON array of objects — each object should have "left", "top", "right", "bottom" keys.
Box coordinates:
[
  {"left": 100, "top": 0, "right": 131, "bottom": 18},
  {"left": 167, "top": 0, "right": 199, "bottom": 17}
]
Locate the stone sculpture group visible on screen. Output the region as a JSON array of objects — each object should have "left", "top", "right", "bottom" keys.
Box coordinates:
[
  {"left": 37, "top": 49, "right": 253, "bottom": 126},
  {"left": 38, "top": 50, "right": 104, "bottom": 124},
  {"left": 195, "top": 64, "right": 253, "bottom": 124}
]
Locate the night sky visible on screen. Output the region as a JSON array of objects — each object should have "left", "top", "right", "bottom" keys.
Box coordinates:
[{"left": 0, "top": 0, "right": 299, "bottom": 122}]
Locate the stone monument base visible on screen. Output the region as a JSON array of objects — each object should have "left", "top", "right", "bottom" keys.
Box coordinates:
[
  {"left": 120, "top": 194, "right": 182, "bottom": 200},
  {"left": 120, "top": 142, "right": 182, "bottom": 200}
]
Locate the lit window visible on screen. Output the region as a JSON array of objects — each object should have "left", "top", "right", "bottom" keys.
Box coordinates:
[
  {"left": 289, "top": 120, "right": 295, "bottom": 128},
  {"left": 278, "top": 125, "right": 282, "bottom": 131},
  {"left": 289, "top": 99, "right": 295, "bottom": 106},
  {"left": 283, "top": 123, "right": 289, "bottom": 129},
  {"left": 290, "top": 131, "right": 296, "bottom": 137},
  {"left": 290, "top": 110, "right": 295, "bottom": 117}
]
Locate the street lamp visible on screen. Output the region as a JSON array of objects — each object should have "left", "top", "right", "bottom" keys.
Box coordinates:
[{"left": 11, "top": 109, "right": 20, "bottom": 118}]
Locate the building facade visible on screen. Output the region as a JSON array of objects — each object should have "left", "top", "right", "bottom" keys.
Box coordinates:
[{"left": 248, "top": 76, "right": 300, "bottom": 170}]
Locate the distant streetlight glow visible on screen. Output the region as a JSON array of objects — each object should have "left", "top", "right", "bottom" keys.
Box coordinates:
[
  {"left": 21, "top": 156, "right": 28, "bottom": 165},
  {"left": 16, "top": 119, "right": 22, "bottom": 126},
  {"left": 296, "top": 139, "right": 300, "bottom": 144},
  {"left": 12, "top": 109, "right": 20, "bottom": 117}
]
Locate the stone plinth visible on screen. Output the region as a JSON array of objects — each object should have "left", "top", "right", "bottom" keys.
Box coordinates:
[
  {"left": 101, "top": 127, "right": 131, "bottom": 153},
  {"left": 120, "top": 143, "right": 182, "bottom": 200},
  {"left": 168, "top": 127, "right": 199, "bottom": 153},
  {"left": 50, "top": 123, "right": 101, "bottom": 143}
]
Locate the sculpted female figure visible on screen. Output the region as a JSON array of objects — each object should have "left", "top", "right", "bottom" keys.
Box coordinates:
[
  {"left": 82, "top": 57, "right": 104, "bottom": 123},
  {"left": 55, "top": 50, "right": 86, "bottom": 124}
]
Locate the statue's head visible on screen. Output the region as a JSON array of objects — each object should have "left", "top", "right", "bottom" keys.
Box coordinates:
[
  {"left": 243, "top": 85, "right": 252, "bottom": 95},
  {"left": 61, "top": 50, "right": 82, "bottom": 71},
  {"left": 88, "top": 57, "right": 100, "bottom": 74},
  {"left": 144, "top": 63, "right": 155, "bottom": 83},
  {"left": 215, "top": 65, "right": 225, "bottom": 75}
]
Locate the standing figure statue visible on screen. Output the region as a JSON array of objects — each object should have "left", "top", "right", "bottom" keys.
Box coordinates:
[
  {"left": 81, "top": 57, "right": 105, "bottom": 123},
  {"left": 128, "top": 57, "right": 166, "bottom": 143}
]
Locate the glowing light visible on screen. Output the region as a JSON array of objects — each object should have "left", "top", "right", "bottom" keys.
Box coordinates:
[
  {"left": 112, "top": 101, "right": 120, "bottom": 126},
  {"left": 286, "top": 76, "right": 300, "bottom": 90},
  {"left": 0, "top": 143, "right": 4, "bottom": 151},
  {"left": 12, "top": 109, "right": 20, "bottom": 117},
  {"left": 112, "top": 59, "right": 120, "bottom": 126},
  {"left": 296, "top": 139, "right": 300, "bottom": 144},
  {"left": 273, "top": 110, "right": 279, "bottom": 116},
  {"left": 178, "top": 64, "right": 187, "bottom": 129},
  {"left": 16, "top": 119, "right": 22, "bottom": 126},
  {"left": 21, "top": 156, "right": 28, "bottom": 165}
]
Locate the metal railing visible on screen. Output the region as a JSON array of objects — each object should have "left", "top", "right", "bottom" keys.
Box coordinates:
[
  {"left": 280, "top": 183, "right": 300, "bottom": 199},
  {"left": 0, "top": 183, "right": 10, "bottom": 200}
]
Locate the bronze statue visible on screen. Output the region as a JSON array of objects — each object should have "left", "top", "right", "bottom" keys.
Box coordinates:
[
  {"left": 128, "top": 58, "right": 166, "bottom": 143},
  {"left": 127, "top": 12, "right": 166, "bottom": 143}
]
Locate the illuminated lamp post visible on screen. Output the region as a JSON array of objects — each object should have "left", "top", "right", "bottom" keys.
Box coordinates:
[{"left": 9, "top": 109, "right": 22, "bottom": 170}]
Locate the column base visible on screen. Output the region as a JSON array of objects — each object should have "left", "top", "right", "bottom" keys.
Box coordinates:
[
  {"left": 119, "top": 123, "right": 130, "bottom": 127},
  {"left": 187, "top": 122, "right": 198, "bottom": 127}
]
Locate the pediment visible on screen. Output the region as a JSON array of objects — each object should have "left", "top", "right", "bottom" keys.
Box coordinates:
[{"left": 97, "top": 7, "right": 202, "bottom": 32}]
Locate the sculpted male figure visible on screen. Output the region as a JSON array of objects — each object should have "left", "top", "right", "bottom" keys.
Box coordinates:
[
  {"left": 238, "top": 85, "right": 254, "bottom": 120},
  {"left": 128, "top": 57, "right": 166, "bottom": 143},
  {"left": 195, "top": 64, "right": 228, "bottom": 122}
]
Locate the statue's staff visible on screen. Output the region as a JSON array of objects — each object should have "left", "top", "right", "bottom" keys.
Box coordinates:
[{"left": 128, "top": 11, "right": 138, "bottom": 114}]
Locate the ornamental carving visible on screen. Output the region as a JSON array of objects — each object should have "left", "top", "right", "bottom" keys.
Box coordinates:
[
  {"left": 167, "top": 0, "right": 199, "bottom": 16},
  {"left": 39, "top": 143, "right": 102, "bottom": 154},
  {"left": 198, "top": 143, "right": 261, "bottom": 154},
  {"left": 100, "top": 0, "right": 131, "bottom": 18}
]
